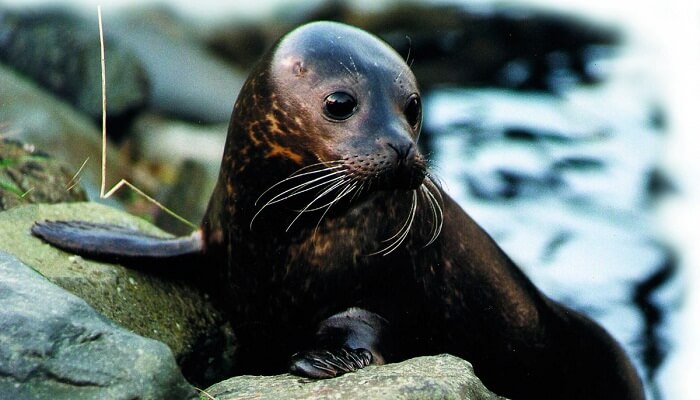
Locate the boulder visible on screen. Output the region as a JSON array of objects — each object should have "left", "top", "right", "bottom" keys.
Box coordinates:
[
  {"left": 0, "top": 251, "right": 197, "bottom": 400},
  {"left": 0, "top": 138, "right": 87, "bottom": 210},
  {"left": 0, "top": 202, "right": 236, "bottom": 387},
  {"left": 205, "top": 354, "right": 507, "bottom": 400},
  {"left": 0, "top": 63, "right": 132, "bottom": 195}
]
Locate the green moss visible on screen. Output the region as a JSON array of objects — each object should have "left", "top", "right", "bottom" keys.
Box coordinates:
[{"left": 0, "top": 178, "right": 23, "bottom": 196}]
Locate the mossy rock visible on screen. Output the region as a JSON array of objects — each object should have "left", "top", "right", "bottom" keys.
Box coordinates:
[
  {"left": 0, "top": 202, "right": 235, "bottom": 387},
  {"left": 0, "top": 138, "right": 87, "bottom": 210}
]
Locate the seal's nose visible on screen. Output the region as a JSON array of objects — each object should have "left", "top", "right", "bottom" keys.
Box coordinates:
[
  {"left": 377, "top": 122, "right": 415, "bottom": 166},
  {"left": 384, "top": 140, "right": 425, "bottom": 190},
  {"left": 388, "top": 142, "right": 415, "bottom": 166}
]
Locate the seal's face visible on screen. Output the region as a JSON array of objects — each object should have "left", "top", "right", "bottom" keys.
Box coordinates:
[
  {"left": 271, "top": 22, "right": 426, "bottom": 191},
  {"left": 244, "top": 22, "right": 442, "bottom": 252}
]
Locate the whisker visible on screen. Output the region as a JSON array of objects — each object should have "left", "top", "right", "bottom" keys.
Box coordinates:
[
  {"left": 404, "top": 35, "right": 412, "bottom": 64},
  {"left": 370, "top": 191, "right": 418, "bottom": 256},
  {"left": 265, "top": 172, "right": 345, "bottom": 207},
  {"left": 250, "top": 172, "right": 346, "bottom": 229},
  {"left": 420, "top": 182, "right": 444, "bottom": 246},
  {"left": 312, "top": 181, "right": 359, "bottom": 236},
  {"left": 394, "top": 36, "right": 413, "bottom": 83},
  {"left": 349, "top": 181, "right": 366, "bottom": 203},
  {"left": 339, "top": 60, "right": 357, "bottom": 82},
  {"left": 286, "top": 177, "right": 353, "bottom": 232},
  {"left": 419, "top": 185, "right": 439, "bottom": 245},
  {"left": 255, "top": 164, "right": 344, "bottom": 206},
  {"left": 348, "top": 54, "right": 360, "bottom": 80},
  {"left": 381, "top": 191, "right": 418, "bottom": 256},
  {"left": 301, "top": 179, "right": 358, "bottom": 212},
  {"left": 379, "top": 194, "right": 414, "bottom": 244},
  {"left": 250, "top": 162, "right": 348, "bottom": 229}
]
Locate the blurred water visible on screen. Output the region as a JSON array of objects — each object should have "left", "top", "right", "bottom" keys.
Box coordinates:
[{"left": 419, "top": 4, "right": 700, "bottom": 399}]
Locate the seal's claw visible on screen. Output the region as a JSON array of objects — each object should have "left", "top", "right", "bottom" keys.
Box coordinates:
[{"left": 289, "top": 347, "right": 373, "bottom": 379}]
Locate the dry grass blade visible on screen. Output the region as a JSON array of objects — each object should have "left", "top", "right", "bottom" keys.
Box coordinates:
[{"left": 95, "top": 6, "right": 197, "bottom": 230}]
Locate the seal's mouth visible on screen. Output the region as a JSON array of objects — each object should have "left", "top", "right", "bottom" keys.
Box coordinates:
[
  {"left": 389, "top": 159, "right": 428, "bottom": 191},
  {"left": 249, "top": 154, "right": 441, "bottom": 251},
  {"left": 342, "top": 150, "right": 428, "bottom": 192}
]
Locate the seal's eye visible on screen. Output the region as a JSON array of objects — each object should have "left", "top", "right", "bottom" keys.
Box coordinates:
[
  {"left": 404, "top": 94, "right": 422, "bottom": 129},
  {"left": 323, "top": 92, "right": 357, "bottom": 121}
]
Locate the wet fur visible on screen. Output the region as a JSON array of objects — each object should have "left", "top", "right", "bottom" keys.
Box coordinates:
[{"left": 198, "top": 22, "right": 644, "bottom": 399}]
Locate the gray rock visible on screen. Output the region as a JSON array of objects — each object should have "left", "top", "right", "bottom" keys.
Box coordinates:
[
  {"left": 0, "top": 202, "right": 236, "bottom": 387},
  {"left": 0, "top": 8, "right": 149, "bottom": 121},
  {"left": 205, "top": 354, "right": 507, "bottom": 400},
  {"left": 127, "top": 113, "right": 225, "bottom": 233},
  {"left": 108, "top": 7, "right": 245, "bottom": 123},
  {"left": 0, "top": 251, "right": 197, "bottom": 400},
  {"left": 155, "top": 159, "right": 217, "bottom": 236},
  {"left": 130, "top": 113, "right": 227, "bottom": 168},
  {"left": 0, "top": 63, "right": 133, "bottom": 197}
]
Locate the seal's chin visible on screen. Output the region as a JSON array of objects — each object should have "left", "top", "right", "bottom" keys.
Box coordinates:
[
  {"left": 392, "top": 152, "right": 428, "bottom": 190},
  {"left": 395, "top": 168, "right": 427, "bottom": 190},
  {"left": 373, "top": 163, "right": 427, "bottom": 191}
]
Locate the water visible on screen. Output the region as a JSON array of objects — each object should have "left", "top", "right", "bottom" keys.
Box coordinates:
[
  {"left": 418, "top": 3, "right": 700, "bottom": 398},
  {"left": 423, "top": 49, "right": 670, "bottom": 396}
]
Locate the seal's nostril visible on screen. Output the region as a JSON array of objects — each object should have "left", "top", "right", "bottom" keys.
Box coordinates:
[
  {"left": 403, "top": 143, "right": 414, "bottom": 159},
  {"left": 387, "top": 142, "right": 414, "bottom": 163}
]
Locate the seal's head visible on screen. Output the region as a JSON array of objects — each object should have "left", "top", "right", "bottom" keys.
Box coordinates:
[
  {"left": 268, "top": 21, "right": 425, "bottom": 191},
  {"left": 213, "top": 21, "right": 440, "bottom": 248}
]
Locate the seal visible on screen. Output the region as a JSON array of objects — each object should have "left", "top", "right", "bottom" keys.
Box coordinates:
[{"left": 32, "top": 21, "right": 645, "bottom": 399}]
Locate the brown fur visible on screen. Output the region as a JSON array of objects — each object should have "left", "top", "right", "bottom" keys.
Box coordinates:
[{"left": 199, "top": 22, "right": 644, "bottom": 399}]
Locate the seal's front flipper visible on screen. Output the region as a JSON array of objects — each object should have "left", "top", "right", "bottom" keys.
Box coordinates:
[
  {"left": 31, "top": 220, "right": 203, "bottom": 260},
  {"left": 289, "top": 308, "right": 390, "bottom": 379},
  {"left": 289, "top": 348, "right": 372, "bottom": 378}
]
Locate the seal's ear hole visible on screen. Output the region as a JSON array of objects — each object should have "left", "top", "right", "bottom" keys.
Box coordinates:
[
  {"left": 323, "top": 91, "right": 357, "bottom": 121},
  {"left": 404, "top": 94, "right": 422, "bottom": 129},
  {"left": 293, "top": 61, "right": 307, "bottom": 76}
]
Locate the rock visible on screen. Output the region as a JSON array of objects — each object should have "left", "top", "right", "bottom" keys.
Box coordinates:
[
  {"left": 126, "top": 113, "right": 224, "bottom": 233},
  {"left": 0, "top": 8, "right": 149, "bottom": 125},
  {"left": 0, "top": 138, "right": 87, "bottom": 210},
  {"left": 108, "top": 6, "right": 246, "bottom": 123},
  {"left": 206, "top": 2, "right": 619, "bottom": 92},
  {"left": 0, "top": 202, "right": 512, "bottom": 399},
  {"left": 0, "top": 202, "right": 236, "bottom": 387},
  {"left": 155, "top": 159, "right": 216, "bottom": 236},
  {"left": 357, "top": 4, "right": 619, "bottom": 92},
  {"left": 129, "top": 113, "right": 226, "bottom": 167},
  {"left": 0, "top": 251, "right": 197, "bottom": 400},
  {"left": 207, "top": 22, "right": 285, "bottom": 70},
  {"left": 0, "top": 62, "right": 133, "bottom": 197},
  {"left": 205, "top": 354, "right": 507, "bottom": 400}
]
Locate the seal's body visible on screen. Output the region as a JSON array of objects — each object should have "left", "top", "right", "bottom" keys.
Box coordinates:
[{"left": 33, "top": 21, "right": 644, "bottom": 399}]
